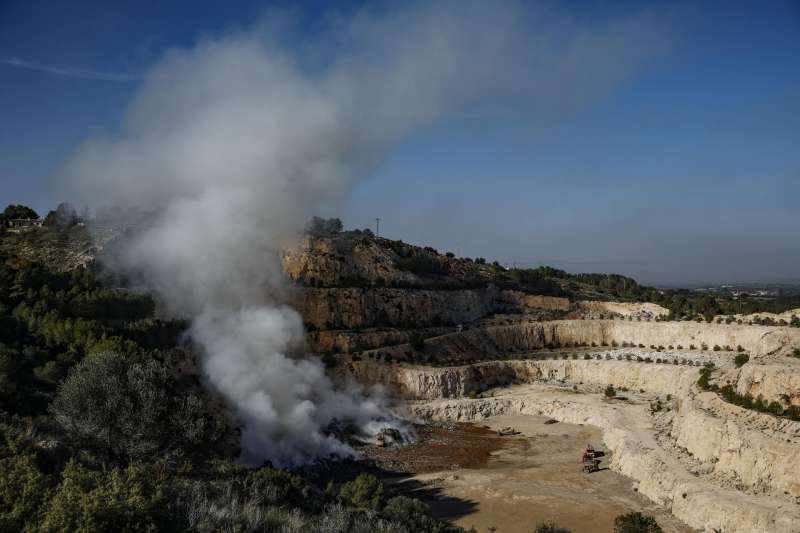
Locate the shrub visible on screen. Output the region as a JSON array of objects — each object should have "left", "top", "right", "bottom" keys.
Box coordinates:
[
  {"left": 51, "top": 352, "right": 225, "bottom": 460},
  {"left": 338, "top": 473, "right": 383, "bottom": 511},
  {"left": 712, "top": 345, "right": 721, "bottom": 352},
  {"left": 604, "top": 385, "right": 616, "bottom": 398},
  {"left": 38, "top": 461, "right": 170, "bottom": 532},
  {"left": 583, "top": 354, "right": 591, "bottom": 360},
  {"left": 613, "top": 512, "right": 663, "bottom": 533},
  {"left": 734, "top": 353, "right": 749, "bottom": 368},
  {"left": 382, "top": 495, "right": 447, "bottom": 532},
  {"left": 0, "top": 453, "right": 53, "bottom": 531},
  {"left": 768, "top": 401, "right": 784, "bottom": 416}
]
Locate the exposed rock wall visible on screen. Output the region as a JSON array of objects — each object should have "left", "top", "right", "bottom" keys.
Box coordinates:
[
  {"left": 496, "top": 291, "right": 570, "bottom": 312},
  {"left": 730, "top": 363, "right": 800, "bottom": 405},
  {"left": 670, "top": 392, "right": 800, "bottom": 498},
  {"left": 292, "top": 286, "right": 497, "bottom": 329},
  {"left": 714, "top": 308, "right": 800, "bottom": 324},
  {"left": 411, "top": 320, "right": 800, "bottom": 361},
  {"left": 351, "top": 359, "right": 699, "bottom": 400},
  {"left": 307, "top": 326, "right": 452, "bottom": 354},
  {"left": 578, "top": 300, "right": 669, "bottom": 318},
  {"left": 281, "top": 235, "right": 419, "bottom": 287}
]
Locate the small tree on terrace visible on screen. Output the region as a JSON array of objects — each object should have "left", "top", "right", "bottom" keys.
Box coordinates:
[
  {"left": 305, "top": 216, "right": 343, "bottom": 235},
  {"left": 604, "top": 385, "right": 617, "bottom": 398}
]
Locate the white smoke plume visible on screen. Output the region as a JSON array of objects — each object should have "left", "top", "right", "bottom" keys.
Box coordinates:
[{"left": 59, "top": 2, "right": 667, "bottom": 465}]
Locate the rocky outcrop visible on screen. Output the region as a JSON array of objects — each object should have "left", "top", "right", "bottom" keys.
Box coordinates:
[
  {"left": 389, "top": 320, "right": 800, "bottom": 363},
  {"left": 714, "top": 308, "right": 800, "bottom": 325},
  {"left": 730, "top": 362, "right": 800, "bottom": 405},
  {"left": 291, "top": 286, "right": 498, "bottom": 330},
  {"left": 496, "top": 291, "right": 570, "bottom": 312},
  {"left": 578, "top": 300, "right": 669, "bottom": 318},
  {"left": 352, "top": 358, "right": 700, "bottom": 400},
  {"left": 670, "top": 392, "right": 800, "bottom": 498},
  {"left": 281, "top": 234, "right": 419, "bottom": 287},
  {"left": 307, "top": 326, "right": 453, "bottom": 354}
]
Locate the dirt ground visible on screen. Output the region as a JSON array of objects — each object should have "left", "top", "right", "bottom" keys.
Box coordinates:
[{"left": 370, "top": 415, "right": 694, "bottom": 533}]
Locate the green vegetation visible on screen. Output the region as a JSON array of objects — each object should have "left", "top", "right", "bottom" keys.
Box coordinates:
[
  {"left": 43, "top": 203, "right": 80, "bottom": 228},
  {"left": 0, "top": 225, "right": 464, "bottom": 532},
  {"left": 613, "top": 512, "right": 663, "bottom": 533},
  {"left": 734, "top": 353, "right": 750, "bottom": 368},
  {"left": 1, "top": 204, "right": 39, "bottom": 223},
  {"left": 338, "top": 472, "right": 384, "bottom": 511},
  {"left": 697, "top": 365, "right": 800, "bottom": 421},
  {"left": 604, "top": 385, "right": 617, "bottom": 398},
  {"left": 305, "top": 216, "right": 343, "bottom": 235}
]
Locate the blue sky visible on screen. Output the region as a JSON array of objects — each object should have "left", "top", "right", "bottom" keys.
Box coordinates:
[{"left": 1, "top": 0, "right": 798, "bottom": 286}]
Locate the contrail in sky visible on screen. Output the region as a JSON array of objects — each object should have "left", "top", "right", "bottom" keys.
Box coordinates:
[{"left": 2, "top": 57, "right": 139, "bottom": 82}]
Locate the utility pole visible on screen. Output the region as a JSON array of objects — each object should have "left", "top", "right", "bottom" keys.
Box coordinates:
[{"left": 375, "top": 217, "right": 381, "bottom": 237}]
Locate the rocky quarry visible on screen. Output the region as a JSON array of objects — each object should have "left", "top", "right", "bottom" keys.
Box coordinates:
[
  {"left": 281, "top": 232, "right": 800, "bottom": 533},
  {"left": 17, "top": 226, "right": 800, "bottom": 532}
]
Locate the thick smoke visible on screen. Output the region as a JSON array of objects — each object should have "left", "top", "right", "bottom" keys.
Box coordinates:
[{"left": 60, "top": 3, "right": 666, "bottom": 465}]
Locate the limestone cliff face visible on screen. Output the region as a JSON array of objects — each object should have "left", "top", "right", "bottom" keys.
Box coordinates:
[
  {"left": 732, "top": 363, "right": 800, "bottom": 405},
  {"left": 495, "top": 291, "right": 570, "bottom": 312},
  {"left": 281, "top": 235, "right": 419, "bottom": 287},
  {"left": 407, "top": 320, "right": 800, "bottom": 362},
  {"left": 714, "top": 308, "right": 800, "bottom": 324},
  {"left": 307, "top": 327, "right": 452, "bottom": 354},
  {"left": 291, "top": 286, "right": 498, "bottom": 330},
  {"left": 670, "top": 392, "right": 800, "bottom": 498},
  {"left": 351, "top": 359, "right": 700, "bottom": 400},
  {"left": 578, "top": 300, "right": 669, "bottom": 318}
]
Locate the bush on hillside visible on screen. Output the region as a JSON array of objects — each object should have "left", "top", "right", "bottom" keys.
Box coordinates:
[
  {"left": 613, "top": 512, "right": 663, "bottom": 533},
  {"left": 338, "top": 473, "right": 384, "bottom": 511}
]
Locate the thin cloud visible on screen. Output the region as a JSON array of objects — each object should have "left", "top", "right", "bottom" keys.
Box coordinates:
[{"left": 2, "top": 57, "right": 140, "bottom": 82}]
